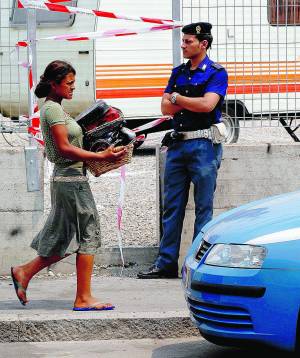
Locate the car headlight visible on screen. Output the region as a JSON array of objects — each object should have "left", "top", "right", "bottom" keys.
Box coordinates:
[{"left": 204, "top": 244, "right": 267, "bottom": 269}]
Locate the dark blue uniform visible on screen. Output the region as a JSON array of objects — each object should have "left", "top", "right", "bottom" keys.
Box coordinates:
[{"left": 155, "top": 55, "right": 228, "bottom": 271}]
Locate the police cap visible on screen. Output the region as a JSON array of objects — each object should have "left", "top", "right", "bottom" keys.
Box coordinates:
[{"left": 182, "top": 22, "right": 212, "bottom": 36}]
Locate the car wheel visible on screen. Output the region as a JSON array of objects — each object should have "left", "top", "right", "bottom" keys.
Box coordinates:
[{"left": 222, "top": 108, "right": 240, "bottom": 143}]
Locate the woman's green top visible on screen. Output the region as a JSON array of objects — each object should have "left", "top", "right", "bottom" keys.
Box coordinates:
[{"left": 40, "top": 100, "right": 83, "bottom": 170}]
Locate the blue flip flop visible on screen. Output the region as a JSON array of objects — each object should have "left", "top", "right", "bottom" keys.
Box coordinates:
[
  {"left": 73, "top": 303, "right": 115, "bottom": 312},
  {"left": 11, "top": 267, "right": 27, "bottom": 306}
]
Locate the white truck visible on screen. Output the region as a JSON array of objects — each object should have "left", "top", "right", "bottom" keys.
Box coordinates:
[{"left": 1, "top": 0, "right": 300, "bottom": 142}]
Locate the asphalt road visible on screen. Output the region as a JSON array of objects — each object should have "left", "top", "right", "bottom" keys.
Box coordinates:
[{"left": 0, "top": 338, "right": 294, "bottom": 358}]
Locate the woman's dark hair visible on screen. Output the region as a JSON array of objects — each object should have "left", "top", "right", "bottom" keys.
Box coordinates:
[{"left": 35, "top": 60, "right": 76, "bottom": 98}]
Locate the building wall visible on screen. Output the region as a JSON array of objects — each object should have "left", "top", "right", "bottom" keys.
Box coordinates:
[{"left": 0, "top": 147, "right": 44, "bottom": 275}]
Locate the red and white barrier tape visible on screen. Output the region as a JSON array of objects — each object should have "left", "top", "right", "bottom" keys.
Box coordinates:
[
  {"left": 27, "top": 110, "right": 44, "bottom": 145},
  {"left": 116, "top": 165, "right": 126, "bottom": 269},
  {"left": 26, "top": 45, "right": 41, "bottom": 144},
  {"left": 16, "top": 23, "right": 179, "bottom": 46},
  {"left": 10, "top": 39, "right": 42, "bottom": 143},
  {"left": 18, "top": 0, "right": 182, "bottom": 26},
  {"left": 132, "top": 116, "right": 171, "bottom": 134},
  {"left": 45, "top": 0, "right": 72, "bottom": 2}
]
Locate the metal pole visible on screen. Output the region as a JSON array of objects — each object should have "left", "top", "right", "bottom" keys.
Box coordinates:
[
  {"left": 172, "top": 0, "right": 181, "bottom": 67},
  {"left": 25, "top": 8, "right": 40, "bottom": 192},
  {"left": 26, "top": 9, "right": 37, "bottom": 115},
  {"left": 26, "top": 8, "right": 37, "bottom": 145}
]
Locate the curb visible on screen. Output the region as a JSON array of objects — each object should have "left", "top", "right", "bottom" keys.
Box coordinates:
[{"left": 0, "top": 312, "right": 198, "bottom": 343}]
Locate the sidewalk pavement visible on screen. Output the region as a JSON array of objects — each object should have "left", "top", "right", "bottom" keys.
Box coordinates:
[{"left": 0, "top": 275, "right": 198, "bottom": 343}]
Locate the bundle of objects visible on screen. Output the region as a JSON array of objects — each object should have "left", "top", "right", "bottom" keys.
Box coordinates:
[{"left": 76, "top": 100, "right": 136, "bottom": 176}]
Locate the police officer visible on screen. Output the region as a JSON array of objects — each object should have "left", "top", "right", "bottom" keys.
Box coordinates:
[{"left": 138, "top": 22, "right": 228, "bottom": 279}]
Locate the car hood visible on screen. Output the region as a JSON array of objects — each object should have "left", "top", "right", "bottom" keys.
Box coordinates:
[{"left": 202, "top": 190, "right": 300, "bottom": 245}]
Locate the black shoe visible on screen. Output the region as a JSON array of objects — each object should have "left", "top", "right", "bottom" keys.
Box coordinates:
[{"left": 137, "top": 265, "right": 178, "bottom": 279}]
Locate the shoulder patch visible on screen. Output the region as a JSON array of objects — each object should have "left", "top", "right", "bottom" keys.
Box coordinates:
[{"left": 211, "top": 62, "right": 224, "bottom": 70}]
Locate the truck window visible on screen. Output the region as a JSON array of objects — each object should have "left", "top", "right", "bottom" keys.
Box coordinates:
[
  {"left": 268, "top": 0, "right": 300, "bottom": 25},
  {"left": 10, "top": 0, "right": 77, "bottom": 27}
]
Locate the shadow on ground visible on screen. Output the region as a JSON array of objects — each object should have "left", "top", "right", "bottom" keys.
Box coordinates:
[
  {"left": 0, "top": 299, "right": 73, "bottom": 311},
  {"left": 152, "top": 340, "right": 296, "bottom": 358}
]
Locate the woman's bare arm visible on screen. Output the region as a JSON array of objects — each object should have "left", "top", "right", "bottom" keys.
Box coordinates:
[{"left": 51, "top": 124, "right": 127, "bottom": 163}]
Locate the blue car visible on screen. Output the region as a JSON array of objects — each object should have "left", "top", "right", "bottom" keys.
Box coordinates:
[{"left": 182, "top": 190, "right": 300, "bottom": 352}]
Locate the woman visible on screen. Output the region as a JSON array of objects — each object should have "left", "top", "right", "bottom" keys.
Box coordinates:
[{"left": 11, "top": 60, "right": 127, "bottom": 311}]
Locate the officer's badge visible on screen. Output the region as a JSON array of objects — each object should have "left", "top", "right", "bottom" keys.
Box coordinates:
[{"left": 196, "top": 25, "right": 201, "bottom": 34}]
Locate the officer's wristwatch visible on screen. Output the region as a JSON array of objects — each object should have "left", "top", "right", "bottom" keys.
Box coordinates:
[{"left": 171, "top": 92, "right": 179, "bottom": 104}]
